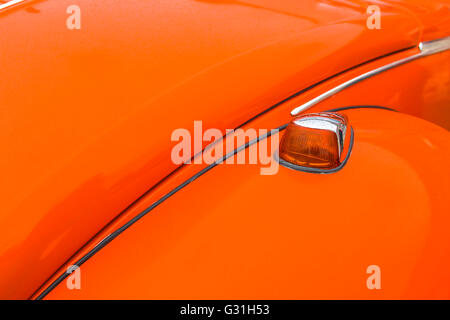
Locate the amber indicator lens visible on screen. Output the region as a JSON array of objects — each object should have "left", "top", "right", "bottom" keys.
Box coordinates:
[{"left": 279, "top": 112, "right": 348, "bottom": 169}]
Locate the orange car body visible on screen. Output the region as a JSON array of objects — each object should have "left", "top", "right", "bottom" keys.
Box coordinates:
[{"left": 0, "top": 0, "right": 449, "bottom": 299}]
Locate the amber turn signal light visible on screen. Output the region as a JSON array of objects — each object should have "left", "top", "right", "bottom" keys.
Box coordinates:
[{"left": 279, "top": 112, "right": 349, "bottom": 170}]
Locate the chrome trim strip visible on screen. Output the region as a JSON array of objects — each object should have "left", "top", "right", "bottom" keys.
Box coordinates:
[
  {"left": 0, "top": 0, "right": 27, "bottom": 10},
  {"left": 291, "top": 37, "right": 450, "bottom": 116}
]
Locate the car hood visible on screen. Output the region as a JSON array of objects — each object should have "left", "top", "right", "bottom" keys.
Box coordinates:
[{"left": 0, "top": 0, "right": 448, "bottom": 298}]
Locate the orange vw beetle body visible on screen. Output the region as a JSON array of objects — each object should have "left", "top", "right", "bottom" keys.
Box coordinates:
[{"left": 0, "top": 0, "right": 449, "bottom": 299}]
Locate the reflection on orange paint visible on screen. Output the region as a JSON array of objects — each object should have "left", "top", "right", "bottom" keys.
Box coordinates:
[
  {"left": 42, "top": 109, "right": 450, "bottom": 299},
  {"left": 0, "top": 0, "right": 449, "bottom": 299}
]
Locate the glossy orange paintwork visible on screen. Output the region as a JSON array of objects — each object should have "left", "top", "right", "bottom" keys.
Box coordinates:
[
  {"left": 1, "top": 0, "right": 449, "bottom": 299},
  {"left": 387, "top": 0, "right": 450, "bottom": 41},
  {"left": 44, "top": 108, "right": 450, "bottom": 299},
  {"left": 35, "top": 45, "right": 450, "bottom": 299}
]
